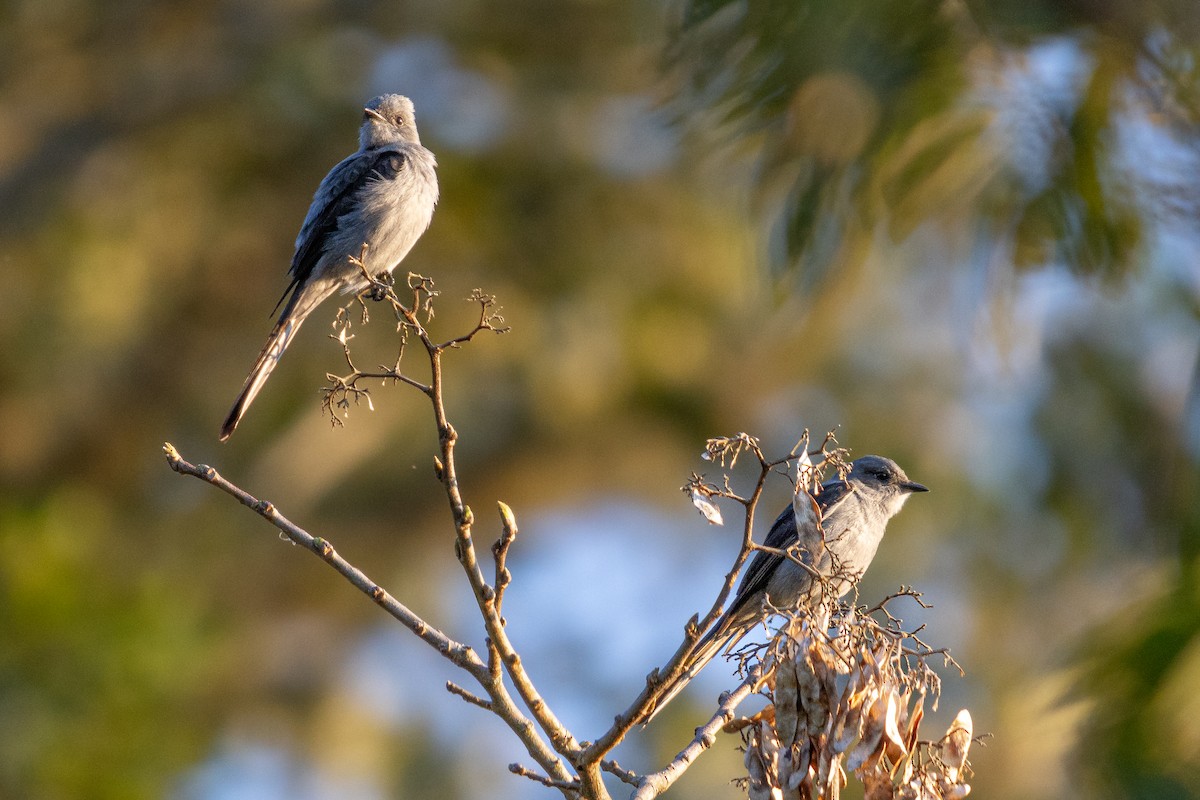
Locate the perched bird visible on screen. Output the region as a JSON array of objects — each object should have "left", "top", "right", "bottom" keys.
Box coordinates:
[
  {"left": 220, "top": 94, "right": 438, "bottom": 440},
  {"left": 642, "top": 454, "right": 928, "bottom": 723}
]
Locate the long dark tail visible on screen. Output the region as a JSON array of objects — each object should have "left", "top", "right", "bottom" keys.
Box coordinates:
[
  {"left": 219, "top": 283, "right": 334, "bottom": 441},
  {"left": 638, "top": 619, "right": 745, "bottom": 725}
]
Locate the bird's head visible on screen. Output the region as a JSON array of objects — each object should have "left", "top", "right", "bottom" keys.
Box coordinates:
[
  {"left": 847, "top": 454, "right": 928, "bottom": 516},
  {"left": 361, "top": 94, "right": 421, "bottom": 148}
]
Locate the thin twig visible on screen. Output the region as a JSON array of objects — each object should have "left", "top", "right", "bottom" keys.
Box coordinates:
[
  {"left": 509, "top": 763, "right": 581, "bottom": 792},
  {"left": 493, "top": 501, "right": 518, "bottom": 615},
  {"left": 601, "top": 759, "right": 640, "bottom": 787},
  {"left": 446, "top": 681, "right": 493, "bottom": 711}
]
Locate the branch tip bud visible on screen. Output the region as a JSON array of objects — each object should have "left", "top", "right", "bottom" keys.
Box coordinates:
[{"left": 497, "top": 500, "right": 517, "bottom": 531}]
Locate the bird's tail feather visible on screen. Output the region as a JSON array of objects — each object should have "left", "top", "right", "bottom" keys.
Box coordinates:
[
  {"left": 639, "top": 621, "right": 744, "bottom": 725},
  {"left": 219, "top": 283, "right": 334, "bottom": 441}
]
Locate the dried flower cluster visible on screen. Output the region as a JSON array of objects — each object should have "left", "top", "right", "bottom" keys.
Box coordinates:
[{"left": 732, "top": 605, "right": 973, "bottom": 800}]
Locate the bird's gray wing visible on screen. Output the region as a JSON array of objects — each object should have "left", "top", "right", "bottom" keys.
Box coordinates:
[
  {"left": 724, "top": 477, "right": 856, "bottom": 620},
  {"left": 812, "top": 477, "right": 854, "bottom": 520},
  {"left": 272, "top": 149, "right": 408, "bottom": 313}
]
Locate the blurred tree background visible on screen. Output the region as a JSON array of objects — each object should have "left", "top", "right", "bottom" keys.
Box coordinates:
[{"left": 1, "top": 0, "right": 1197, "bottom": 798}]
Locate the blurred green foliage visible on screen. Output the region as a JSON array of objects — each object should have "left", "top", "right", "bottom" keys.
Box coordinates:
[
  {"left": 668, "top": 0, "right": 1200, "bottom": 288},
  {"left": 0, "top": 0, "right": 1198, "bottom": 799}
]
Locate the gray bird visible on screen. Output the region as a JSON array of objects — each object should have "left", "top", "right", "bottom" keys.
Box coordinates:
[
  {"left": 220, "top": 94, "right": 438, "bottom": 440},
  {"left": 642, "top": 454, "right": 927, "bottom": 723}
]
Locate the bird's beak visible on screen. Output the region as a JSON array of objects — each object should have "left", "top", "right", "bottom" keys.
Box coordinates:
[
  {"left": 363, "top": 107, "right": 387, "bottom": 124},
  {"left": 901, "top": 481, "right": 929, "bottom": 493}
]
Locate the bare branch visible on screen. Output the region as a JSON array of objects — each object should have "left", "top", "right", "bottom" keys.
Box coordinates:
[
  {"left": 162, "top": 443, "right": 481, "bottom": 670},
  {"left": 321, "top": 278, "right": 589, "bottom": 788},
  {"left": 629, "top": 667, "right": 763, "bottom": 800},
  {"left": 364, "top": 281, "right": 591, "bottom": 789},
  {"left": 162, "top": 442, "right": 577, "bottom": 795}
]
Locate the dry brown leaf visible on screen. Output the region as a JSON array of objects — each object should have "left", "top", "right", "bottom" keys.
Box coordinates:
[
  {"left": 862, "top": 766, "right": 894, "bottom": 800},
  {"left": 941, "top": 709, "right": 973, "bottom": 784},
  {"left": 725, "top": 703, "right": 776, "bottom": 733},
  {"left": 891, "top": 751, "right": 913, "bottom": 785},
  {"left": 882, "top": 689, "right": 908, "bottom": 763},
  {"left": 904, "top": 691, "right": 925, "bottom": 752},
  {"left": 688, "top": 487, "right": 725, "bottom": 525},
  {"left": 847, "top": 689, "right": 886, "bottom": 772}
]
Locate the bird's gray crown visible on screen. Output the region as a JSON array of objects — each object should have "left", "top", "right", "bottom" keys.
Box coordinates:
[
  {"left": 847, "top": 455, "right": 928, "bottom": 494},
  {"left": 361, "top": 94, "right": 421, "bottom": 147}
]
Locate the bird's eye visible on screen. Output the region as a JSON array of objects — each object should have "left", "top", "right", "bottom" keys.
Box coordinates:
[
  {"left": 872, "top": 469, "right": 891, "bottom": 481},
  {"left": 393, "top": 116, "right": 405, "bottom": 126}
]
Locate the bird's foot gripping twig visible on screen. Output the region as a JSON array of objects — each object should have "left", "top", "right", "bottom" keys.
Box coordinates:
[
  {"left": 365, "top": 271, "right": 395, "bottom": 302},
  {"left": 348, "top": 243, "right": 398, "bottom": 317}
]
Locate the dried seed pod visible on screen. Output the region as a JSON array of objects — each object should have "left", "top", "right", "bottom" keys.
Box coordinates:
[
  {"left": 778, "top": 745, "right": 805, "bottom": 800},
  {"left": 775, "top": 658, "right": 801, "bottom": 746},
  {"left": 797, "top": 653, "right": 827, "bottom": 733},
  {"left": 745, "top": 726, "right": 773, "bottom": 800}
]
